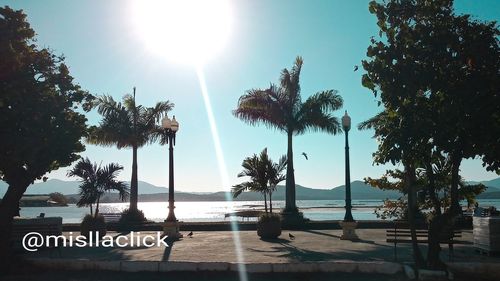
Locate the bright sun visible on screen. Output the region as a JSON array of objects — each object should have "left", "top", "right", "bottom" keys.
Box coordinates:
[{"left": 131, "top": 0, "right": 232, "bottom": 65}]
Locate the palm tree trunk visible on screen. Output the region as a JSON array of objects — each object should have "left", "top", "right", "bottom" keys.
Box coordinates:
[
  {"left": 263, "top": 193, "right": 268, "bottom": 213},
  {"left": 269, "top": 192, "right": 273, "bottom": 213},
  {"left": 130, "top": 144, "right": 138, "bottom": 212},
  {"left": 95, "top": 196, "right": 100, "bottom": 218},
  {"left": 90, "top": 203, "right": 93, "bottom": 217},
  {"left": 284, "top": 131, "right": 297, "bottom": 213}
]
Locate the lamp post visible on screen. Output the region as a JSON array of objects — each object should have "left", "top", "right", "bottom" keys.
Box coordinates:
[
  {"left": 339, "top": 111, "right": 358, "bottom": 240},
  {"left": 342, "top": 111, "right": 354, "bottom": 222},
  {"left": 162, "top": 115, "right": 182, "bottom": 239}
]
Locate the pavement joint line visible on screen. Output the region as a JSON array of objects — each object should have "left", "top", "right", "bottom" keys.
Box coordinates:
[
  {"left": 27, "top": 258, "right": 500, "bottom": 276},
  {"left": 27, "top": 258, "right": 405, "bottom": 274}
]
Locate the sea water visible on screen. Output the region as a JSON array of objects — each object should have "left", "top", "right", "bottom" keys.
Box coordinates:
[{"left": 19, "top": 199, "right": 500, "bottom": 224}]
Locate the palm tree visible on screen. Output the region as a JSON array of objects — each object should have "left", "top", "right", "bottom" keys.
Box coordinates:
[
  {"left": 88, "top": 88, "right": 173, "bottom": 214},
  {"left": 67, "top": 158, "right": 129, "bottom": 218},
  {"left": 232, "top": 148, "right": 287, "bottom": 213},
  {"left": 232, "top": 149, "right": 270, "bottom": 212},
  {"left": 233, "top": 56, "right": 343, "bottom": 214}
]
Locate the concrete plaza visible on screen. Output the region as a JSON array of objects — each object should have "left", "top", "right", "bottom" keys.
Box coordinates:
[{"left": 22, "top": 229, "right": 499, "bottom": 268}]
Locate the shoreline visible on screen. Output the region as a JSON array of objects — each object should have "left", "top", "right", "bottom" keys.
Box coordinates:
[{"left": 61, "top": 219, "right": 473, "bottom": 231}]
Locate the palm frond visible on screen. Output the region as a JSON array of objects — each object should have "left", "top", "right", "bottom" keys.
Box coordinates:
[
  {"left": 293, "top": 90, "right": 343, "bottom": 135},
  {"left": 233, "top": 87, "right": 287, "bottom": 132},
  {"left": 232, "top": 182, "right": 259, "bottom": 198},
  {"left": 358, "top": 111, "right": 387, "bottom": 131},
  {"left": 95, "top": 95, "right": 122, "bottom": 117},
  {"left": 295, "top": 112, "right": 341, "bottom": 135},
  {"left": 268, "top": 154, "right": 287, "bottom": 191}
]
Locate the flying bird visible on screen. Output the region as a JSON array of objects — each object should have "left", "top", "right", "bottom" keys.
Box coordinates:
[
  {"left": 301, "top": 152, "right": 308, "bottom": 160},
  {"left": 289, "top": 233, "right": 295, "bottom": 240},
  {"left": 187, "top": 231, "right": 193, "bottom": 238},
  {"left": 354, "top": 65, "right": 359, "bottom": 72}
]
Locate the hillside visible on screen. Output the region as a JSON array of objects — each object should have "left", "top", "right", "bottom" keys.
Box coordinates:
[
  {"left": 2, "top": 177, "right": 500, "bottom": 202},
  {"left": 0, "top": 179, "right": 168, "bottom": 196},
  {"left": 67, "top": 181, "right": 404, "bottom": 203}
]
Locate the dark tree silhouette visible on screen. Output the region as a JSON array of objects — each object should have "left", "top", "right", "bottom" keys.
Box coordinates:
[
  {"left": 88, "top": 91, "right": 173, "bottom": 217},
  {"left": 362, "top": 0, "right": 500, "bottom": 269},
  {"left": 0, "top": 6, "right": 93, "bottom": 269}
]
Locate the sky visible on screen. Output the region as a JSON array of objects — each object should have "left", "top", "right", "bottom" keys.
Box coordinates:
[{"left": 2, "top": 0, "right": 499, "bottom": 192}]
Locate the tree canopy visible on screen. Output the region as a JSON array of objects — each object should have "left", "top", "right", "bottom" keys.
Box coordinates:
[
  {"left": 0, "top": 6, "right": 93, "bottom": 268},
  {"left": 361, "top": 0, "right": 500, "bottom": 269},
  {"left": 0, "top": 6, "right": 93, "bottom": 187}
]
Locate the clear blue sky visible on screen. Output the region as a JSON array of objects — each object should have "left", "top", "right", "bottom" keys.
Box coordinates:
[{"left": 3, "top": 0, "right": 499, "bottom": 192}]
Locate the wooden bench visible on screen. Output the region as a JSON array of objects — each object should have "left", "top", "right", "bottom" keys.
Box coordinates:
[
  {"left": 101, "top": 213, "right": 122, "bottom": 223},
  {"left": 11, "top": 217, "right": 63, "bottom": 256},
  {"left": 386, "top": 221, "right": 462, "bottom": 261}
]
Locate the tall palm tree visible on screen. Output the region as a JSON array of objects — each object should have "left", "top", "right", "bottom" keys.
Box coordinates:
[
  {"left": 67, "top": 158, "right": 129, "bottom": 218},
  {"left": 233, "top": 56, "right": 343, "bottom": 214},
  {"left": 232, "top": 148, "right": 287, "bottom": 213},
  {"left": 88, "top": 88, "right": 173, "bottom": 213}
]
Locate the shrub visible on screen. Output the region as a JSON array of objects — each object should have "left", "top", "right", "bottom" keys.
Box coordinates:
[
  {"left": 117, "top": 208, "right": 148, "bottom": 231},
  {"left": 119, "top": 208, "right": 147, "bottom": 223},
  {"left": 259, "top": 212, "right": 281, "bottom": 223},
  {"left": 257, "top": 213, "right": 281, "bottom": 239},
  {"left": 80, "top": 214, "right": 106, "bottom": 238}
]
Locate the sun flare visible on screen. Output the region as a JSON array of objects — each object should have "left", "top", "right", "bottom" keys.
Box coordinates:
[{"left": 131, "top": 0, "right": 232, "bottom": 65}]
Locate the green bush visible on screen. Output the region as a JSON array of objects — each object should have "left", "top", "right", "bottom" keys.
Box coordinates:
[
  {"left": 80, "top": 214, "right": 106, "bottom": 238},
  {"left": 258, "top": 212, "right": 281, "bottom": 223},
  {"left": 257, "top": 213, "right": 281, "bottom": 239},
  {"left": 117, "top": 208, "right": 148, "bottom": 231},
  {"left": 119, "top": 208, "right": 147, "bottom": 223},
  {"left": 49, "top": 192, "right": 68, "bottom": 206}
]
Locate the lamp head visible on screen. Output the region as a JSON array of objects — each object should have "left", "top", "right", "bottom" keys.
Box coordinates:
[
  {"left": 342, "top": 110, "right": 351, "bottom": 131},
  {"left": 162, "top": 116, "right": 171, "bottom": 129},
  {"left": 171, "top": 115, "right": 179, "bottom": 132}
]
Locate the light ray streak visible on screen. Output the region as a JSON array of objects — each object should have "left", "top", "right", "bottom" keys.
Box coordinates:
[{"left": 196, "top": 66, "right": 248, "bottom": 281}]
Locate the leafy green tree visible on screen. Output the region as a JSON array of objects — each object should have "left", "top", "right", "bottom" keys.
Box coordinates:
[
  {"left": 362, "top": 0, "right": 499, "bottom": 269},
  {"left": 88, "top": 91, "right": 173, "bottom": 216},
  {"left": 233, "top": 56, "right": 343, "bottom": 216},
  {"left": 67, "top": 158, "right": 129, "bottom": 218},
  {"left": 49, "top": 192, "right": 68, "bottom": 206},
  {"left": 0, "top": 6, "right": 93, "bottom": 268},
  {"left": 232, "top": 148, "right": 287, "bottom": 213},
  {"left": 367, "top": 162, "right": 485, "bottom": 222}
]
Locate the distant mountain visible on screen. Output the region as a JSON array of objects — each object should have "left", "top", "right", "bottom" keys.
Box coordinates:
[
  {"left": 2, "top": 177, "right": 500, "bottom": 201},
  {"left": 66, "top": 181, "right": 402, "bottom": 203},
  {"left": 482, "top": 178, "right": 500, "bottom": 188},
  {"left": 467, "top": 178, "right": 500, "bottom": 189},
  {"left": 0, "top": 179, "right": 167, "bottom": 197}
]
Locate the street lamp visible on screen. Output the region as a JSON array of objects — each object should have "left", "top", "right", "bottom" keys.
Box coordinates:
[
  {"left": 342, "top": 111, "right": 354, "bottom": 222},
  {"left": 162, "top": 115, "right": 182, "bottom": 239},
  {"left": 339, "top": 111, "right": 358, "bottom": 240}
]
